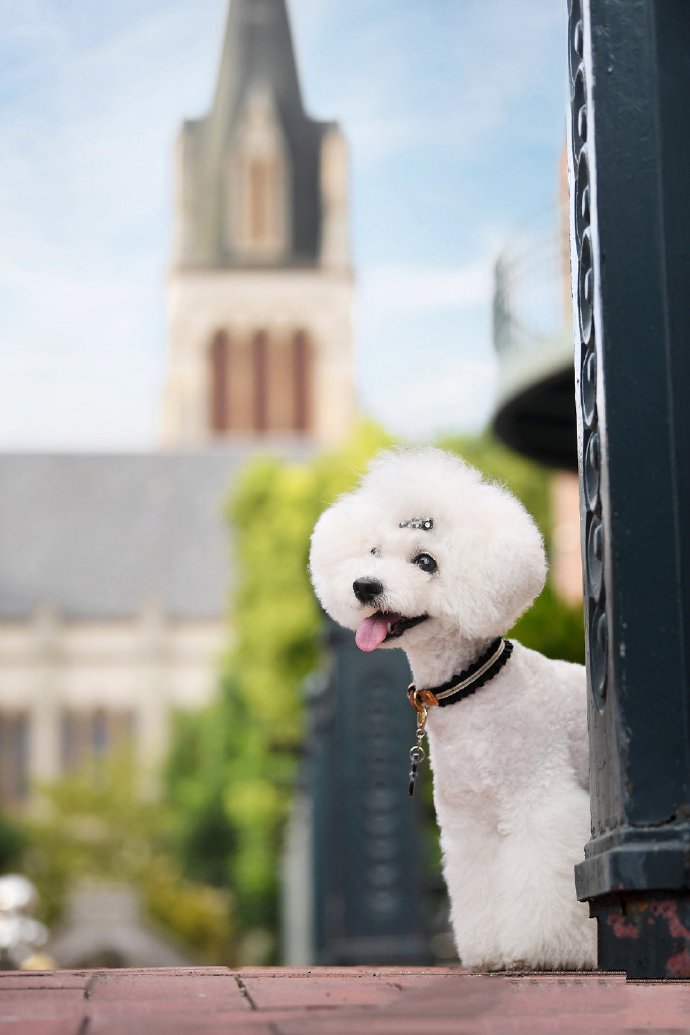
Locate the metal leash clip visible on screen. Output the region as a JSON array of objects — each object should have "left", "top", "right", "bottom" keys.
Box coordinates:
[{"left": 406, "top": 684, "right": 435, "bottom": 797}]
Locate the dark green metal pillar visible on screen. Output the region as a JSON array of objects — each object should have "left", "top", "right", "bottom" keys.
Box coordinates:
[
  {"left": 308, "top": 621, "right": 433, "bottom": 964},
  {"left": 568, "top": 0, "right": 690, "bottom": 977}
]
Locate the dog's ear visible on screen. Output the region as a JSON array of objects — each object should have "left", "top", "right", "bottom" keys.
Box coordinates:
[
  {"left": 445, "top": 485, "right": 547, "bottom": 639},
  {"left": 486, "top": 494, "right": 547, "bottom": 630},
  {"left": 309, "top": 493, "right": 374, "bottom": 627},
  {"left": 309, "top": 500, "right": 348, "bottom": 608}
]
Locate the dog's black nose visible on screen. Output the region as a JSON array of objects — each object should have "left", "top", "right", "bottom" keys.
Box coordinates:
[{"left": 353, "top": 576, "right": 384, "bottom": 605}]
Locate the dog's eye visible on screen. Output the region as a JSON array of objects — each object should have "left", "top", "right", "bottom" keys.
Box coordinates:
[
  {"left": 412, "top": 553, "right": 437, "bottom": 574},
  {"left": 370, "top": 547, "right": 381, "bottom": 557}
]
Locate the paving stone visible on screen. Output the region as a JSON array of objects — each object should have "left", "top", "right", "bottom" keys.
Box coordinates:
[
  {"left": 0, "top": 988, "right": 85, "bottom": 1018},
  {"left": 237, "top": 967, "right": 461, "bottom": 978},
  {"left": 275, "top": 1018, "right": 486, "bottom": 1035},
  {"left": 238, "top": 964, "right": 463, "bottom": 1006},
  {"left": 86, "top": 967, "right": 244, "bottom": 1005},
  {"left": 0, "top": 1022, "right": 82, "bottom": 1035},
  {"left": 85, "top": 994, "right": 250, "bottom": 1017},
  {"left": 86, "top": 1017, "right": 276, "bottom": 1035},
  {"left": 92, "top": 968, "right": 229, "bottom": 976},
  {"left": 0, "top": 971, "right": 89, "bottom": 990},
  {"left": 238, "top": 974, "right": 398, "bottom": 1009}
]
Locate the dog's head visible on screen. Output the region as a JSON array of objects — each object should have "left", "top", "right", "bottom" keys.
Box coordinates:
[{"left": 309, "top": 447, "right": 547, "bottom": 652}]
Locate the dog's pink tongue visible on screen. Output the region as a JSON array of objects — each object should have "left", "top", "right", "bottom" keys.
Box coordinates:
[{"left": 356, "top": 613, "right": 392, "bottom": 652}]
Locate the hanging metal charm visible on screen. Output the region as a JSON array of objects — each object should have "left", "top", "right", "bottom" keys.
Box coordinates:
[{"left": 407, "top": 700, "right": 428, "bottom": 797}]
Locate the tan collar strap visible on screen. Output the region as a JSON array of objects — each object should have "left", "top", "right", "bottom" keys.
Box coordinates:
[{"left": 407, "top": 638, "right": 513, "bottom": 712}]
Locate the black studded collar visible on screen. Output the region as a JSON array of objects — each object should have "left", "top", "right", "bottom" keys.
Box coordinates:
[{"left": 408, "top": 637, "right": 513, "bottom": 712}]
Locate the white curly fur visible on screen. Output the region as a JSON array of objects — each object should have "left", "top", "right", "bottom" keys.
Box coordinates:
[{"left": 309, "top": 447, "right": 596, "bottom": 969}]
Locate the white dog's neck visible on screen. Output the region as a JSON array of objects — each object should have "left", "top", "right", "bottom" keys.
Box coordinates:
[{"left": 404, "top": 632, "right": 497, "bottom": 690}]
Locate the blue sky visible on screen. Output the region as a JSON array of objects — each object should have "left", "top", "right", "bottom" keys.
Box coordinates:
[{"left": 0, "top": 0, "right": 566, "bottom": 449}]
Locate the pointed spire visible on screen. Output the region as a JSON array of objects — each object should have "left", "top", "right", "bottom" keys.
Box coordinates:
[
  {"left": 212, "top": 0, "right": 305, "bottom": 127},
  {"left": 173, "top": 0, "right": 342, "bottom": 268}
]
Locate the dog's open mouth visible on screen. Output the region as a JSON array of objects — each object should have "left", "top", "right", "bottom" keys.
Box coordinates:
[{"left": 355, "top": 611, "right": 429, "bottom": 652}]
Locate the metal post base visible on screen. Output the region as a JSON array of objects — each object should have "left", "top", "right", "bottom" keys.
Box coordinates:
[{"left": 591, "top": 893, "right": 690, "bottom": 979}]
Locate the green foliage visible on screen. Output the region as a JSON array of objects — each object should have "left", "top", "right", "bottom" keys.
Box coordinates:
[
  {"left": 165, "top": 423, "right": 584, "bottom": 961},
  {"left": 166, "top": 682, "right": 238, "bottom": 889},
  {"left": 143, "top": 857, "right": 233, "bottom": 964},
  {"left": 166, "top": 420, "right": 393, "bottom": 961},
  {"left": 511, "top": 584, "right": 584, "bottom": 665},
  {"left": 0, "top": 811, "right": 27, "bottom": 872},
  {"left": 18, "top": 753, "right": 234, "bottom": 963}
]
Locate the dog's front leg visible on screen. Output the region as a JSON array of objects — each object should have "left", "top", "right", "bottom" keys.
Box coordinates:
[
  {"left": 494, "top": 781, "right": 596, "bottom": 970},
  {"left": 434, "top": 797, "right": 511, "bottom": 970}
]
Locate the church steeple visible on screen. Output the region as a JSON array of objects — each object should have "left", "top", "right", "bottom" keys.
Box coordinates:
[
  {"left": 173, "top": 0, "right": 336, "bottom": 270},
  {"left": 212, "top": 0, "right": 303, "bottom": 125},
  {"left": 164, "top": 0, "right": 354, "bottom": 447}
]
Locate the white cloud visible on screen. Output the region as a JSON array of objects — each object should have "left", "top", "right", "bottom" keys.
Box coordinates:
[
  {"left": 0, "top": 240, "right": 164, "bottom": 448},
  {"left": 361, "top": 355, "right": 497, "bottom": 441},
  {"left": 441, "top": 0, "right": 566, "bottom": 158},
  {"left": 360, "top": 260, "right": 491, "bottom": 316},
  {"left": 0, "top": 1, "right": 227, "bottom": 448},
  {"left": 296, "top": 0, "right": 565, "bottom": 170},
  {"left": 355, "top": 256, "right": 497, "bottom": 439}
]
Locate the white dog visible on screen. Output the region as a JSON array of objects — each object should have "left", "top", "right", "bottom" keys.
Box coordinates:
[{"left": 309, "top": 447, "right": 596, "bottom": 970}]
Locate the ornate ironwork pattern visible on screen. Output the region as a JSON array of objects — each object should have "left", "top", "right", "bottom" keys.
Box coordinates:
[
  {"left": 306, "top": 622, "right": 432, "bottom": 963},
  {"left": 357, "top": 674, "right": 405, "bottom": 919},
  {"left": 568, "top": 0, "right": 608, "bottom": 710}
]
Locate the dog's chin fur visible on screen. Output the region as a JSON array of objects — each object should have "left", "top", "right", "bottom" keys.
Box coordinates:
[
  {"left": 309, "top": 447, "right": 596, "bottom": 970},
  {"left": 378, "top": 615, "right": 496, "bottom": 689}
]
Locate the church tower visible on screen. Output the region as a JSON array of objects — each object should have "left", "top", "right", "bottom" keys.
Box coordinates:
[{"left": 162, "top": 0, "right": 355, "bottom": 445}]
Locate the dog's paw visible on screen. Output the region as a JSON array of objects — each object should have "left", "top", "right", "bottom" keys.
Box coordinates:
[{"left": 459, "top": 956, "right": 532, "bottom": 973}]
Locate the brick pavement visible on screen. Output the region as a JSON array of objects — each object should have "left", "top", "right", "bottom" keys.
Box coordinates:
[{"left": 1, "top": 966, "right": 689, "bottom": 1034}]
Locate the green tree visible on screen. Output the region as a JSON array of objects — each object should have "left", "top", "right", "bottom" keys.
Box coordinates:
[
  {"left": 18, "top": 753, "right": 234, "bottom": 963},
  {"left": 0, "top": 811, "right": 26, "bottom": 872},
  {"left": 166, "top": 421, "right": 393, "bottom": 961}
]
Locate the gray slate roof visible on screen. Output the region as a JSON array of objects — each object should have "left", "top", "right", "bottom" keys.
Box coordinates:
[{"left": 0, "top": 446, "right": 304, "bottom": 621}]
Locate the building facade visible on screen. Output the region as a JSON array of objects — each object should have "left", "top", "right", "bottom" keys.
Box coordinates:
[
  {"left": 0, "top": 452, "right": 240, "bottom": 804},
  {"left": 0, "top": 0, "right": 352, "bottom": 809}
]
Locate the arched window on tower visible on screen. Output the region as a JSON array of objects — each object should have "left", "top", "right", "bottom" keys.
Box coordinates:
[
  {"left": 259, "top": 330, "right": 313, "bottom": 434},
  {"left": 228, "top": 88, "right": 290, "bottom": 260},
  {"left": 241, "top": 149, "right": 287, "bottom": 258},
  {"left": 208, "top": 328, "right": 313, "bottom": 436},
  {"left": 248, "top": 156, "right": 272, "bottom": 245},
  {"left": 292, "top": 331, "right": 311, "bottom": 432},
  {"left": 253, "top": 331, "right": 268, "bottom": 432},
  {"left": 209, "top": 330, "right": 229, "bottom": 432}
]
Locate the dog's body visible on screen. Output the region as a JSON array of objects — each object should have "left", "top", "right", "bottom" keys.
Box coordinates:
[{"left": 309, "top": 447, "right": 596, "bottom": 969}]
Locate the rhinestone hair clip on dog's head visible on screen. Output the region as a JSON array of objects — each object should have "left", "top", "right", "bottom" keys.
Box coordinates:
[{"left": 399, "top": 517, "right": 434, "bottom": 531}]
